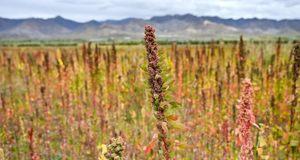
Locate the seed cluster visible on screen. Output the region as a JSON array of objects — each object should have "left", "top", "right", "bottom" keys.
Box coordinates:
[
  {"left": 144, "top": 26, "right": 168, "bottom": 119},
  {"left": 104, "top": 137, "right": 125, "bottom": 160}
]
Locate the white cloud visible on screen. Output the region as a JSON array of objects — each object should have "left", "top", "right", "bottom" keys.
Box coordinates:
[{"left": 0, "top": 0, "right": 299, "bottom": 22}]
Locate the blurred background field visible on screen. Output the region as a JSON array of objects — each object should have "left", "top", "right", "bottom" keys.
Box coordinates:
[{"left": 0, "top": 37, "right": 299, "bottom": 159}]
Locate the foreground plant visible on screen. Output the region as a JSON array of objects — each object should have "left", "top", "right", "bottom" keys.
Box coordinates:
[
  {"left": 287, "top": 41, "right": 300, "bottom": 158},
  {"left": 104, "top": 137, "right": 125, "bottom": 160},
  {"left": 142, "top": 25, "right": 191, "bottom": 159},
  {"left": 235, "top": 78, "right": 256, "bottom": 160}
]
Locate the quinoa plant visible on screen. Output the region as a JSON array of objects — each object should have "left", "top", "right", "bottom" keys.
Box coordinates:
[
  {"left": 28, "top": 128, "right": 38, "bottom": 160},
  {"left": 104, "top": 137, "right": 125, "bottom": 160},
  {"left": 276, "top": 37, "right": 281, "bottom": 65},
  {"left": 238, "top": 35, "right": 246, "bottom": 81},
  {"left": 236, "top": 78, "right": 256, "bottom": 160},
  {"left": 290, "top": 42, "right": 300, "bottom": 131},
  {"left": 142, "top": 25, "right": 191, "bottom": 159},
  {"left": 287, "top": 41, "right": 300, "bottom": 158}
]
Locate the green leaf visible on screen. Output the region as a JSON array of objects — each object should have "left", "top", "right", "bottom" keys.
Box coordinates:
[
  {"left": 163, "top": 75, "right": 173, "bottom": 82},
  {"left": 163, "top": 79, "right": 175, "bottom": 88},
  {"left": 19, "top": 147, "right": 28, "bottom": 152},
  {"left": 166, "top": 86, "right": 176, "bottom": 92},
  {"left": 161, "top": 68, "right": 171, "bottom": 77},
  {"left": 161, "top": 72, "right": 167, "bottom": 77},
  {"left": 155, "top": 99, "right": 160, "bottom": 105},
  {"left": 158, "top": 150, "right": 163, "bottom": 155},
  {"left": 173, "top": 140, "right": 194, "bottom": 149},
  {"left": 164, "top": 94, "right": 175, "bottom": 102},
  {"left": 164, "top": 109, "right": 173, "bottom": 117},
  {"left": 170, "top": 101, "right": 181, "bottom": 106},
  {"left": 54, "top": 156, "right": 63, "bottom": 160},
  {"left": 169, "top": 121, "right": 189, "bottom": 132},
  {"left": 169, "top": 151, "right": 175, "bottom": 159},
  {"left": 158, "top": 50, "right": 164, "bottom": 56},
  {"left": 139, "top": 64, "right": 148, "bottom": 72},
  {"left": 160, "top": 101, "right": 169, "bottom": 109},
  {"left": 142, "top": 79, "right": 149, "bottom": 86},
  {"left": 170, "top": 105, "right": 182, "bottom": 112},
  {"left": 290, "top": 140, "right": 299, "bottom": 147},
  {"left": 161, "top": 65, "right": 168, "bottom": 70},
  {"left": 164, "top": 67, "right": 172, "bottom": 73},
  {"left": 159, "top": 56, "right": 165, "bottom": 62},
  {"left": 157, "top": 61, "right": 163, "bottom": 67}
]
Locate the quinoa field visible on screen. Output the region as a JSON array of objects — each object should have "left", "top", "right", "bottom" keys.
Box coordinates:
[{"left": 0, "top": 27, "right": 300, "bottom": 160}]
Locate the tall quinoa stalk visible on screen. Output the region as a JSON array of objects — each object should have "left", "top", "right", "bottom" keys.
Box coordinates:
[
  {"left": 28, "top": 128, "right": 38, "bottom": 160},
  {"left": 175, "top": 49, "right": 179, "bottom": 81},
  {"left": 211, "top": 39, "right": 215, "bottom": 57},
  {"left": 290, "top": 42, "right": 300, "bottom": 131},
  {"left": 111, "top": 42, "right": 117, "bottom": 84},
  {"left": 287, "top": 41, "right": 300, "bottom": 158},
  {"left": 276, "top": 37, "right": 281, "bottom": 66},
  {"left": 226, "top": 62, "right": 231, "bottom": 91},
  {"left": 239, "top": 35, "right": 246, "bottom": 79},
  {"left": 235, "top": 78, "right": 256, "bottom": 160},
  {"left": 142, "top": 25, "right": 191, "bottom": 159}
]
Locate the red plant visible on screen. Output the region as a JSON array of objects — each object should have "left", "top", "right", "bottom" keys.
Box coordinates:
[{"left": 28, "top": 127, "right": 38, "bottom": 160}]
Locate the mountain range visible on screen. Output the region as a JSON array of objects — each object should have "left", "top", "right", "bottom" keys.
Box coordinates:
[{"left": 0, "top": 14, "right": 300, "bottom": 39}]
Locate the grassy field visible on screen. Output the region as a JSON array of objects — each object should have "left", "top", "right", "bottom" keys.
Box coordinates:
[{"left": 0, "top": 36, "right": 299, "bottom": 159}]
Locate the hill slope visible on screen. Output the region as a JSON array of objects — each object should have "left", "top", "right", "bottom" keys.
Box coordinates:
[{"left": 0, "top": 14, "right": 299, "bottom": 38}]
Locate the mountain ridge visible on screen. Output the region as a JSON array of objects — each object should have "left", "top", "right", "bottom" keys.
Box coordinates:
[{"left": 0, "top": 14, "right": 299, "bottom": 39}]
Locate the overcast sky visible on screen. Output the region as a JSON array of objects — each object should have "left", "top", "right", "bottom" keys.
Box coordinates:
[{"left": 0, "top": 0, "right": 300, "bottom": 22}]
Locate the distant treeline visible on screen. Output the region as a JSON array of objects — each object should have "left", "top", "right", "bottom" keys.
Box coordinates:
[
  {"left": 0, "top": 39, "right": 299, "bottom": 48},
  {"left": 43, "top": 43, "right": 77, "bottom": 47},
  {"left": 0, "top": 43, "right": 78, "bottom": 47},
  {"left": 98, "top": 39, "right": 299, "bottom": 46},
  {"left": 0, "top": 44, "right": 14, "bottom": 47}
]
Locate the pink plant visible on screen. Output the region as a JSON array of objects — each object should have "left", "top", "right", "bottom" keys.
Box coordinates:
[{"left": 235, "top": 78, "right": 255, "bottom": 160}]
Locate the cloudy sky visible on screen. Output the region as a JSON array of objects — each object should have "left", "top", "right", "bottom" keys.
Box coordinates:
[{"left": 0, "top": 0, "right": 300, "bottom": 22}]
